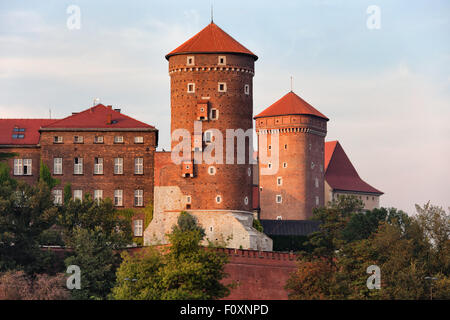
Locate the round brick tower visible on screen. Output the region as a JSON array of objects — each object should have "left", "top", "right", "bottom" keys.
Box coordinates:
[
  {"left": 165, "top": 22, "right": 258, "bottom": 212},
  {"left": 254, "top": 91, "right": 329, "bottom": 220}
]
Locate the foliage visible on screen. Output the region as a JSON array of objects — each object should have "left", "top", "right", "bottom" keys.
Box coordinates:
[
  {"left": 0, "top": 270, "right": 69, "bottom": 300},
  {"left": 0, "top": 175, "right": 58, "bottom": 273},
  {"left": 286, "top": 196, "right": 450, "bottom": 300},
  {"left": 63, "top": 183, "right": 72, "bottom": 205},
  {"left": 112, "top": 212, "right": 231, "bottom": 300},
  {"left": 0, "top": 152, "right": 17, "bottom": 162},
  {"left": 253, "top": 218, "right": 264, "bottom": 232},
  {"left": 39, "top": 160, "right": 60, "bottom": 190},
  {"left": 64, "top": 227, "right": 121, "bottom": 300}
]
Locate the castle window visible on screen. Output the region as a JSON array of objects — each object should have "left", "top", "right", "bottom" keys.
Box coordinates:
[
  {"left": 114, "top": 158, "right": 123, "bottom": 175},
  {"left": 74, "top": 136, "right": 83, "bottom": 143},
  {"left": 244, "top": 84, "right": 250, "bottom": 95},
  {"left": 276, "top": 195, "right": 282, "bottom": 203},
  {"left": 218, "top": 82, "right": 227, "bottom": 92},
  {"left": 268, "top": 145, "right": 271, "bottom": 150},
  {"left": 268, "top": 162, "right": 272, "bottom": 169},
  {"left": 114, "top": 189, "right": 123, "bottom": 206},
  {"left": 53, "top": 136, "right": 63, "bottom": 143},
  {"left": 53, "top": 158, "right": 62, "bottom": 175},
  {"left": 74, "top": 157, "right": 83, "bottom": 175},
  {"left": 244, "top": 196, "right": 249, "bottom": 205},
  {"left": 187, "top": 56, "right": 195, "bottom": 66},
  {"left": 216, "top": 195, "right": 222, "bottom": 203},
  {"left": 187, "top": 83, "right": 195, "bottom": 93},
  {"left": 134, "top": 136, "right": 144, "bottom": 144},
  {"left": 276, "top": 216, "right": 282, "bottom": 220},
  {"left": 367, "top": 196, "right": 369, "bottom": 200},
  {"left": 53, "top": 190, "right": 62, "bottom": 205},
  {"left": 114, "top": 136, "right": 124, "bottom": 144},
  {"left": 283, "top": 162, "right": 287, "bottom": 168},
  {"left": 260, "top": 187, "right": 263, "bottom": 191},
  {"left": 94, "top": 157, "right": 103, "bottom": 175},
  {"left": 133, "top": 220, "right": 143, "bottom": 237},
  {"left": 315, "top": 196, "right": 320, "bottom": 206},
  {"left": 94, "top": 136, "right": 104, "bottom": 144},
  {"left": 210, "top": 108, "right": 219, "bottom": 120},
  {"left": 135, "top": 158, "right": 143, "bottom": 175},
  {"left": 94, "top": 190, "right": 103, "bottom": 203},
  {"left": 311, "top": 162, "right": 315, "bottom": 169},
  {"left": 248, "top": 167, "right": 251, "bottom": 176},
  {"left": 284, "top": 144, "right": 288, "bottom": 150},
  {"left": 277, "top": 177, "right": 282, "bottom": 186},
  {"left": 73, "top": 190, "right": 82, "bottom": 201},
  {"left": 134, "top": 190, "right": 143, "bottom": 207},
  {"left": 186, "top": 195, "right": 191, "bottom": 204},
  {"left": 218, "top": 56, "right": 226, "bottom": 65},
  {"left": 372, "top": 197, "right": 375, "bottom": 201},
  {"left": 204, "top": 130, "right": 213, "bottom": 144},
  {"left": 208, "top": 166, "right": 216, "bottom": 175},
  {"left": 315, "top": 178, "right": 319, "bottom": 188}
]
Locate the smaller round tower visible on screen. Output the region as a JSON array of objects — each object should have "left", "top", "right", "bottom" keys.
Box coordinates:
[{"left": 254, "top": 91, "right": 329, "bottom": 220}]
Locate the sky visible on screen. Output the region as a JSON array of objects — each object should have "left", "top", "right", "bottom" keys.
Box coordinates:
[{"left": 0, "top": 0, "right": 449, "bottom": 215}]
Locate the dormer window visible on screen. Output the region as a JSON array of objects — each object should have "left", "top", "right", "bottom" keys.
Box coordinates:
[
  {"left": 187, "top": 56, "right": 195, "bottom": 66},
  {"left": 218, "top": 56, "right": 226, "bottom": 65}
]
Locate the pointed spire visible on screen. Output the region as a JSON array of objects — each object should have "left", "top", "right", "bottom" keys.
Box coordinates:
[
  {"left": 290, "top": 76, "right": 293, "bottom": 92},
  {"left": 211, "top": 3, "right": 214, "bottom": 23}
]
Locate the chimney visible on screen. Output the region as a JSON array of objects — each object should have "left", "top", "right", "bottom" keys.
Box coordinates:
[
  {"left": 106, "top": 114, "right": 112, "bottom": 125},
  {"left": 114, "top": 108, "right": 121, "bottom": 113}
]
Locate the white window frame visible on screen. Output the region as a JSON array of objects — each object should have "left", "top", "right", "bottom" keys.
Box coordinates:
[
  {"left": 14, "top": 159, "right": 23, "bottom": 175},
  {"left": 94, "top": 136, "right": 104, "bottom": 144},
  {"left": 134, "top": 220, "right": 143, "bottom": 237},
  {"left": 216, "top": 195, "right": 222, "bottom": 203},
  {"left": 114, "top": 189, "right": 123, "bottom": 206},
  {"left": 218, "top": 56, "right": 226, "bottom": 65},
  {"left": 74, "top": 157, "right": 83, "bottom": 175},
  {"left": 53, "top": 189, "right": 62, "bottom": 205},
  {"left": 54, "top": 136, "right": 63, "bottom": 143},
  {"left": 244, "top": 196, "right": 249, "bottom": 205},
  {"left": 268, "top": 162, "right": 272, "bottom": 169},
  {"left": 54, "top": 157, "right": 62, "bottom": 175},
  {"left": 248, "top": 167, "right": 251, "bottom": 176},
  {"left": 276, "top": 216, "right": 282, "bottom": 220},
  {"left": 134, "top": 136, "right": 144, "bottom": 144},
  {"left": 283, "top": 162, "right": 288, "bottom": 168},
  {"left": 73, "top": 190, "right": 82, "bottom": 201},
  {"left": 244, "top": 84, "right": 250, "bottom": 95},
  {"left": 134, "top": 189, "right": 143, "bottom": 207},
  {"left": 208, "top": 166, "right": 216, "bottom": 175},
  {"left": 218, "top": 82, "right": 227, "bottom": 92},
  {"left": 187, "top": 83, "right": 195, "bottom": 93},
  {"left": 94, "top": 157, "right": 103, "bottom": 175},
  {"left": 94, "top": 190, "right": 103, "bottom": 203},
  {"left": 23, "top": 159, "right": 32, "bottom": 176},
  {"left": 277, "top": 177, "right": 282, "bottom": 186},
  {"left": 186, "top": 195, "right": 192, "bottom": 204},
  {"left": 315, "top": 178, "right": 319, "bottom": 188},
  {"left": 114, "top": 136, "right": 124, "bottom": 144},
  {"left": 114, "top": 158, "right": 123, "bottom": 175},
  {"left": 135, "top": 158, "right": 143, "bottom": 175},
  {"left": 315, "top": 196, "right": 320, "bottom": 205},
  {"left": 74, "top": 136, "right": 83, "bottom": 143},
  {"left": 210, "top": 108, "right": 219, "bottom": 120},
  {"left": 204, "top": 130, "right": 213, "bottom": 144},
  {"left": 276, "top": 195, "right": 282, "bottom": 203},
  {"left": 187, "top": 56, "right": 195, "bottom": 66}
]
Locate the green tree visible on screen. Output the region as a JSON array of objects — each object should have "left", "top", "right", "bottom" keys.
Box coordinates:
[
  {"left": 112, "top": 212, "right": 231, "bottom": 300},
  {"left": 64, "top": 227, "right": 121, "bottom": 300},
  {"left": 39, "top": 160, "right": 60, "bottom": 190}
]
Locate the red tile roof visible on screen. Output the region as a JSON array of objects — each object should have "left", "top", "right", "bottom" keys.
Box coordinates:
[
  {"left": 42, "top": 104, "right": 155, "bottom": 130},
  {"left": 166, "top": 22, "right": 258, "bottom": 60},
  {"left": 254, "top": 91, "right": 329, "bottom": 120},
  {"left": 324, "top": 141, "right": 383, "bottom": 195},
  {"left": 0, "top": 119, "right": 57, "bottom": 145}
]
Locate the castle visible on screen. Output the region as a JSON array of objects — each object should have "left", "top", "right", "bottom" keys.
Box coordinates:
[{"left": 0, "top": 22, "right": 383, "bottom": 251}]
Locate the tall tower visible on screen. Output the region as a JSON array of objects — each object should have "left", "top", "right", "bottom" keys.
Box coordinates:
[
  {"left": 145, "top": 22, "right": 272, "bottom": 251},
  {"left": 165, "top": 22, "right": 257, "bottom": 211},
  {"left": 254, "top": 91, "right": 329, "bottom": 220}
]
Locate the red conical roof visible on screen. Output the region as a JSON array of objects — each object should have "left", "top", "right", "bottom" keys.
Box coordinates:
[
  {"left": 166, "top": 22, "right": 257, "bottom": 60},
  {"left": 254, "top": 91, "right": 329, "bottom": 120},
  {"left": 324, "top": 141, "right": 383, "bottom": 195}
]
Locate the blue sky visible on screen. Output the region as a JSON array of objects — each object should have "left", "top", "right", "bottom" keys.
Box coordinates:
[{"left": 0, "top": 0, "right": 449, "bottom": 214}]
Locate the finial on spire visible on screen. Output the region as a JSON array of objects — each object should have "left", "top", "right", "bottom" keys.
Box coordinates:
[
  {"left": 290, "top": 76, "right": 293, "bottom": 92},
  {"left": 211, "top": 3, "right": 214, "bottom": 23}
]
